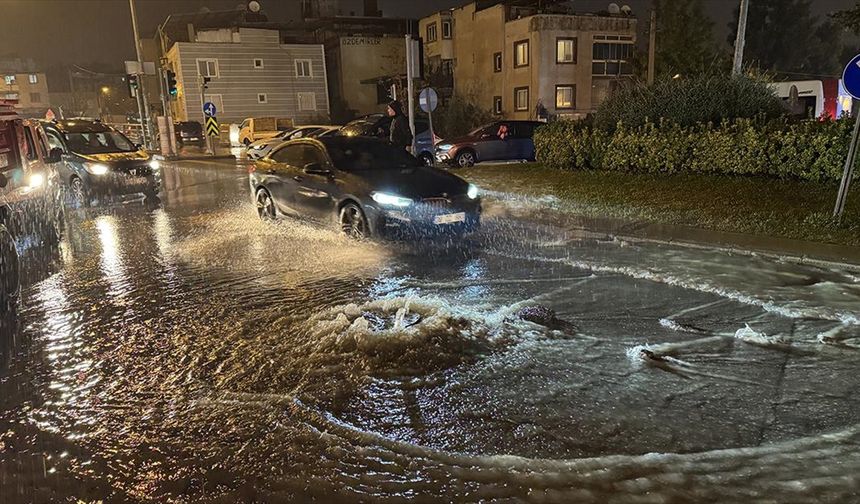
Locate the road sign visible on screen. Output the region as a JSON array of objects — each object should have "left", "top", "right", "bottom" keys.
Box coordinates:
[
  {"left": 205, "top": 116, "right": 219, "bottom": 136},
  {"left": 843, "top": 54, "right": 860, "bottom": 99},
  {"left": 419, "top": 87, "right": 438, "bottom": 113},
  {"left": 203, "top": 101, "right": 217, "bottom": 117}
]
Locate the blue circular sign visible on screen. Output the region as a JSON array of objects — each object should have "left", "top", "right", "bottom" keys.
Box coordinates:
[
  {"left": 203, "top": 101, "right": 217, "bottom": 117},
  {"left": 843, "top": 54, "right": 860, "bottom": 100}
]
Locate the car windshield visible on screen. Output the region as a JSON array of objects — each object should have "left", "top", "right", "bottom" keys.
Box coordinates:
[
  {"left": 339, "top": 119, "right": 380, "bottom": 137},
  {"left": 323, "top": 139, "right": 421, "bottom": 171},
  {"left": 65, "top": 130, "right": 136, "bottom": 154}
]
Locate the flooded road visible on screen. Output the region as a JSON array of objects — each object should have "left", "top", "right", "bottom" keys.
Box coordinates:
[{"left": 3, "top": 159, "right": 860, "bottom": 503}]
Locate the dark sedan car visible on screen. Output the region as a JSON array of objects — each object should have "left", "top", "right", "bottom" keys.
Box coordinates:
[
  {"left": 249, "top": 137, "right": 480, "bottom": 238},
  {"left": 174, "top": 121, "right": 204, "bottom": 147},
  {"left": 43, "top": 120, "right": 161, "bottom": 206},
  {"left": 435, "top": 120, "right": 544, "bottom": 167}
]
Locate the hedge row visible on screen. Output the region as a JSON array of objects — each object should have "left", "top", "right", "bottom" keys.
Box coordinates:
[{"left": 534, "top": 118, "right": 855, "bottom": 183}]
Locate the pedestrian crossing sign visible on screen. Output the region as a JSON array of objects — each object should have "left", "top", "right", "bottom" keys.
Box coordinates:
[{"left": 205, "top": 116, "right": 219, "bottom": 136}]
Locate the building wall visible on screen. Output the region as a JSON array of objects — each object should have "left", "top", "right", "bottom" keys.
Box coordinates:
[
  {"left": 331, "top": 35, "right": 405, "bottom": 117},
  {"left": 442, "top": 3, "right": 636, "bottom": 120},
  {"left": 420, "top": 12, "right": 454, "bottom": 62},
  {"left": 167, "top": 28, "right": 329, "bottom": 125},
  {"left": 1, "top": 72, "right": 49, "bottom": 117}
]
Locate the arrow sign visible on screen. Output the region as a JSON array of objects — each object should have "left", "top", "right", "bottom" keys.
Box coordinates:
[
  {"left": 203, "top": 101, "right": 217, "bottom": 117},
  {"left": 205, "top": 116, "right": 219, "bottom": 136}
]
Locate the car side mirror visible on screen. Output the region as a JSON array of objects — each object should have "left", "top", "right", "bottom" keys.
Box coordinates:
[
  {"left": 46, "top": 147, "right": 63, "bottom": 164},
  {"left": 303, "top": 163, "right": 332, "bottom": 176}
]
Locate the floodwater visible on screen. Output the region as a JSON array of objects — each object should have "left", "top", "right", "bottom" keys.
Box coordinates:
[{"left": 2, "top": 159, "right": 860, "bottom": 503}]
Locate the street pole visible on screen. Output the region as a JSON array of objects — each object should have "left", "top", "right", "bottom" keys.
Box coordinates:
[
  {"left": 647, "top": 9, "right": 657, "bottom": 86},
  {"left": 405, "top": 35, "right": 416, "bottom": 154},
  {"left": 732, "top": 0, "right": 750, "bottom": 76},
  {"left": 128, "top": 0, "right": 151, "bottom": 148},
  {"left": 834, "top": 106, "right": 860, "bottom": 221},
  {"left": 199, "top": 76, "right": 213, "bottom": 156}
]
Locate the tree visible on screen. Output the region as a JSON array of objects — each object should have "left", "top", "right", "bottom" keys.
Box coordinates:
[
  {"left": 652, "top": 0, "right": 722, "bottom": 77},
  {"left": 832, "top": 2, "right": 860, "bottom": 34},
  {"left": 729, "top": 0, "right": 844, "bottom": 78}
]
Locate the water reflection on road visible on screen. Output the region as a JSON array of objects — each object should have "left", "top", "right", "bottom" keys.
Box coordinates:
[{"left": 2, "top": 159, "right": 860, "bottom": 502}]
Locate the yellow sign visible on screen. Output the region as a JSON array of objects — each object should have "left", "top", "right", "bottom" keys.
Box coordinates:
[{"left": 205, "top": 116, "right": 219, "bottom": 136}]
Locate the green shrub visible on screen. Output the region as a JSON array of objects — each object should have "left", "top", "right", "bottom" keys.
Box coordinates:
[
  {"left": 594, "top": 75, "right": 785, "bottom": 131},
  {"left": 535, "top": 118, "right": 856, "bottom": 183},
  {"left": 431, "top": 96, "right": 494, "bottom": 138}
]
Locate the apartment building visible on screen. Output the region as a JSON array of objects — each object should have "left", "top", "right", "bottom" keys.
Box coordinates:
[
  {"left": 163, "top": 26, "right": 329, "bottom": 124},
  {"left": 1, "top": 59, "right": 50, "bottom": 117},
  {"left": 421, "top": 1, "right": 637, "bottom": 120}
]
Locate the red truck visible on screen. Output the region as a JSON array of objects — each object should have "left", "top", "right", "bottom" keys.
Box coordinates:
[{"left": 0, "top": 100, "right": 65, "bottom": 310}]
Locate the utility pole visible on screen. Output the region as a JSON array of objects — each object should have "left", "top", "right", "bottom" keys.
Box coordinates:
[
  {"left": 647, "top": 9, "right": 657, "bottom": 85},
  {"left": 732, "top": 0, "right": 750, "bottom": 76},
  {"left": 405, "top": 35, "right": 417, "bottom": 154},
  {"left": 128, "top": 0, "right": 151, "bottom": 148}
]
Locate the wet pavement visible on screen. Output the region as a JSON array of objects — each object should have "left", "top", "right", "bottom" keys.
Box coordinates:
[{"left": 2, "top": 158, "right": 860, "bottom": 503}]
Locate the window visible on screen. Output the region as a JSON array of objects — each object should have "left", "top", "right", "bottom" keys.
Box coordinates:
[
  {"left": 493, "top": 52, "right": 502, "bottom": 73},
  {"left": 555, "top": 85, "right": 575, "bottom": 109},
  {"left": 514, "top": 40, "right": 529, "bottom": 68},
  {"left": 592, "top": 35, "right": 634, "bottom": 76},
  {"left": 29, "top": 92, "right": 41, "bottom": 103},
  {"left": 4, "top": 75, "right": 15, "bottom": 85},
  {"left": 295, "top": 59, "right": 312, "bottom": 78},
  {"left": 493, "top": 96, "right": 502, "bottom": 115},
  {"left": 197, "top": 58, "right": 219, "bottom": 78},
  {"left": 28, "top": 74, "right": 38, "bottom": 84},
  {"left": 442, "top": 59, "right": 454, "bottom": 75},
  {"left": 22, "top": 126, "right": 37, "bottom": 161},
  {"left": 257, "top": 93, "right": 268, "bottom": 104},
  {"left": 3, "top": 93, "right": 18, "bottom": 100},
  {"left": 253, "top": 58, "right": 264, "bottom": 69},
  {"left": 442, "top": 20, "right": 452, "bottom": 39},
  {"left": 426, "top": 22, "right": 438, "bottom": 43},
  {"left": 270, "top": 144, "right": 304, "bottom": 165},
  {"left": 514, "top": 86, "right": 529, "bottom": 111},
  {"left": 46, "top": 130, "right": 66, "bottom": 152},
  {"left": 557, "top": 38, "right": 576, "bottom": 64},
  {"left": 297, "top": 92, "right": 316, "bottom": 111}
]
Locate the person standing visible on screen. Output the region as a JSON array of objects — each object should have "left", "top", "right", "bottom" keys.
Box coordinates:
[
  {"left": 387, "top": 101, "right": 413, "bottom": 152},
  {"left": 534, "top": 99, "right": 549, "bottom": 122}
]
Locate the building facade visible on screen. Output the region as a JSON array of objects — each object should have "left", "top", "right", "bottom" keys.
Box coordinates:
[
  {"left": 423, "top": 1, "right": 636, "bottom": 120},
  {"left": 1, "top": 59, "right": 50, "bottom": 118},
  {"left": 165, "top": 27, "right": 329, "bottom": 124}
]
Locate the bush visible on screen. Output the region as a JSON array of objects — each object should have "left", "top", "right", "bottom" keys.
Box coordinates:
[
  {"left": 535, "top": 117, "right": 855, "bottom": 183},
  {"left": 431, "top": 95, "right": 494, "bottom": 138},
  {"left": 594, "top": 75, "right": 785, "bottom": 131}
]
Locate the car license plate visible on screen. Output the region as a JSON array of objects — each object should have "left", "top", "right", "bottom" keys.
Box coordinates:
[
  {"left": 434, "top": 212, "right": 466, "bottom": 225},
  {"left": 126, "top": 176, "right": 148, "bottom": 186}
]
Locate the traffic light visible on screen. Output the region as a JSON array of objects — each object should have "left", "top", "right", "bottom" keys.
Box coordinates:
[
  {"left": 126, "top": 74, "right": 139, "bottom": 98},
  {"left": 166, "top": 70, "right": 178, "bottom": 98},
  {"left": 202, "top": 76, "right": 211, "bottom": 90}
]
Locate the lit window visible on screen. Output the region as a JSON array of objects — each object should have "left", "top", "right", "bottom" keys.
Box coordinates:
[
  {"left": 426, "top": 22, "right": 438, "bottom": 43},
  {"left": 258, "top": 93, "right": 268, "bottom": 104},
  {"left": 295, "top": 59, "right": 312, "bottom": 78},
  {"left": 197, "top": 59, "right": 219, "bottom": 78},
  {"left": 28, "top": 74, "right": 38, "bottom": 84},
  {"left": 514, "top": 87, "right": 529, "bottom": 111},
  {"left": 4, "top": 75, "right": 15, "bottom": 85},
  {"left": 514, "top": 40, "right": 529, "bottom": 67},
  {"left": 493, "top": 96, "right": 502, "bottom": 115},
  {"left": 557, "top": 38, "right": 576, "bottom": 64},
  {"left": 442, "top": 20, "right": 452, "bottom": 39},
  {"left": 493, "top": 52, "right": 502, "bottom": 73},
  {"left": 253, "top": 59, "right": 264, "bottom": 69},
  {"left": 555, "top": 85, "right": 575, "bottom": 109},
  {"left": 298, "top": 92, "right": 316, "bottom": 111}
]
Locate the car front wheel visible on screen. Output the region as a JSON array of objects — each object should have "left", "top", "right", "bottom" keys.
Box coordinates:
[
  {"left": 339, "top": 202, "right": 369, "bottom": 239},
  {"left": 70, "top": 176, "right": 90, "bottom": 207},
  {"left": 255, "top": 188, "right": 276, "bottom": 220},
  {"left": 455, "top": 150, "right": 476, "bottom": 168}
]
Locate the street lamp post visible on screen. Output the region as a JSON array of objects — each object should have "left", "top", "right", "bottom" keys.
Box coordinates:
[
  {"left": 732, "top": 0, "right": 751, "bottom": 76},
  {"left": 128, "top": 0, "right": 151, "bottom": 148}
]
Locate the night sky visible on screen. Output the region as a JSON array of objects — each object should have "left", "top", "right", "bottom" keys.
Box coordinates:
[{"left": 0, "top": 0, "right": 854, "bottom": 70}]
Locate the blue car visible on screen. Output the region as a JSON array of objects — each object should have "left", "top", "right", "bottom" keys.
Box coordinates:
[
  {"left": 42, "top": 120, "right": 161, "bottom": 206},
  {"left": 337, "top": 114, "right": 438, "bottom": 166}
]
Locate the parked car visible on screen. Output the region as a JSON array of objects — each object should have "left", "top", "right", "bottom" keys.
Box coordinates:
[
  {"left": 1, "top": 102, "right": 65, "bottom": 309},
  {"left": 42, "top": 119, "right": 161, "bottom": 206},
  {"left": 308, "top": 126, "right": 341, "bottom": 138},
  {"left": 174, "top": 121, "right": 205, "bottom": 147},
  {"left": 238, "top": 117, "right": 293, "bottom": 146},
  {"left": 249, "top": 137, "right": 480, "bottom": 239},
  {"left": 338, "top": 114, "right": 438, "bottom": 166},
  {"left": 435, "top": 121, "right": 544, "bottom": 167},
  {"left": 245, "top": 125, "right": 333, "bottom": 160}
]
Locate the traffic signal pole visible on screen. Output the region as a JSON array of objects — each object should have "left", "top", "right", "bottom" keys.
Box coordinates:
[{"left": 128, "top": 0, "right": 152, "bottom": 149}]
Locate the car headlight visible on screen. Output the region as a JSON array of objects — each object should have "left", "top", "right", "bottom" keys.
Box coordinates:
[
  {"left": 372, "top": 192, "right": 413, "bottom": 207},
  {"left": 149, "top": 159, "right": 161, "bottom": 170},
  {"left": 28, "top": 173, "right": 44, "bottom": 188},
  {"left": 437, "top": 144, "right": 453, "bottom": 151},
  {"left": 84, "top": 162, "right": 109, "bottom": 175},
  {"left": 467, "top": 184, "right": 479, "bottom": 200}
]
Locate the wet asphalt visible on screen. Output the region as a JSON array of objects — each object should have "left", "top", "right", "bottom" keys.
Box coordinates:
[{"left": 2, "top": 158, "right": 860, "bottom": 503}]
